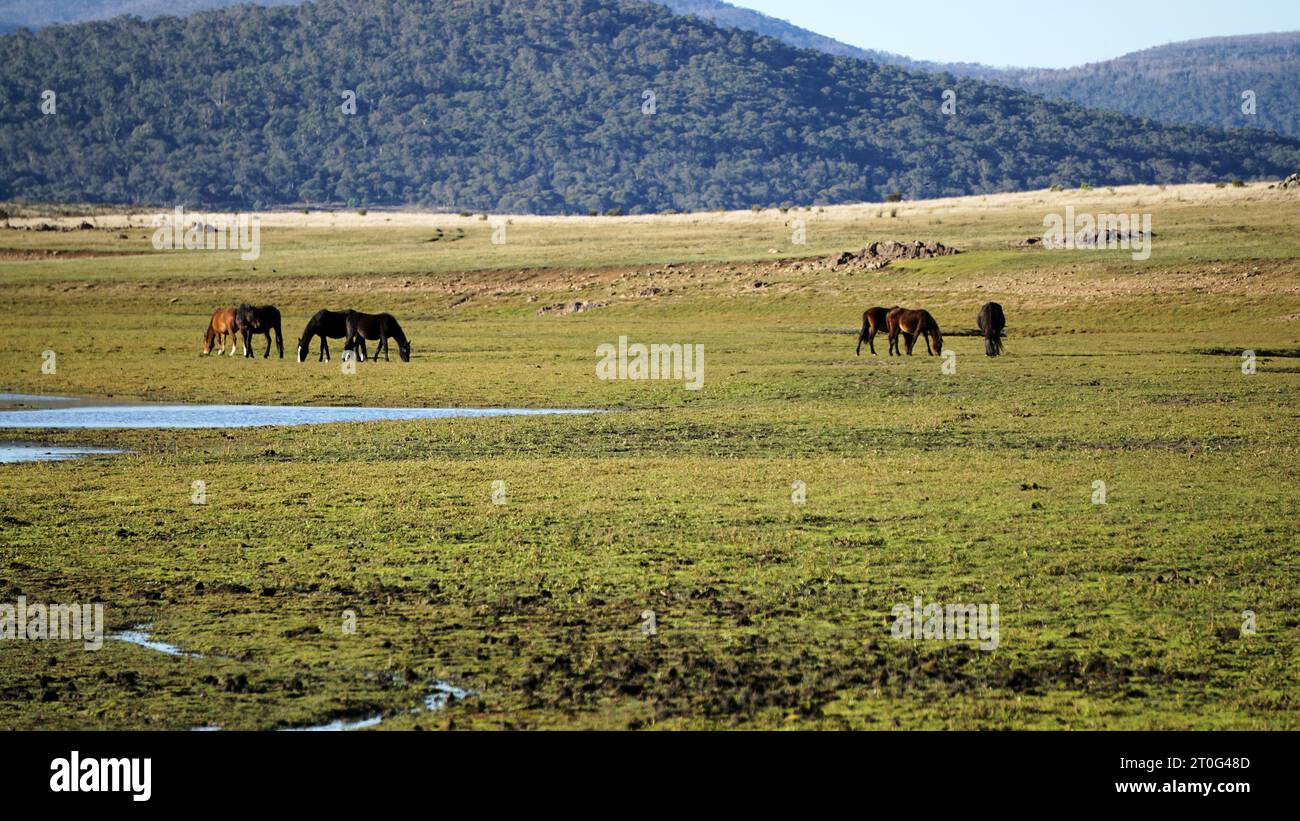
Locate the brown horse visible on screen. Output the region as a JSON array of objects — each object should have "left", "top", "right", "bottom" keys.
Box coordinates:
[
  {"left": 856, "top": 305, "right": 912, "bottom": 356},
  {"left": 888, "top": 308, "right": 943, "bottom": 356},
  {"left": 202, "top": 308, "right": 239, "bottom": 356}
]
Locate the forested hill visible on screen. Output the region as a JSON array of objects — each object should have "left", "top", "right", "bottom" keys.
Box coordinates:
[
  {"left": 5, "top": 0, "right": 1300, "bottom": 138},
  {"left": 994, "top": 34, "right": 1300, "bottom": 139},
  {"left": 1, "top": 0, "right": 1298, "bottom": 213},
  {"left": 0, "top": 1, "right": 303, "bottom": 33},
  {"left": 658, "top": 2, "right": 1300, "bottom": 138},
  {"left": 656, "top": 0, "right": 988, "bottom": 76}
]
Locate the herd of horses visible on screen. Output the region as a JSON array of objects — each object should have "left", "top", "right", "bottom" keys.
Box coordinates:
[
  {"left": 204, "top": 300, "right": 1004, "bottom": 365},
  {"left": 856, "top": 302, "right": 1005, "bottom": 358},
  {"left": 203, "top": 305, "right": 410, "bottom": 362}
]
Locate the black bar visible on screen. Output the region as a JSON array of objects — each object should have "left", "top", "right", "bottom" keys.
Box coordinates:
[{"left": 3, "top": 731, "right": 1283, "bottom": 808}]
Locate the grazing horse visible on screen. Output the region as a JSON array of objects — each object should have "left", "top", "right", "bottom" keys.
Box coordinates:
[
  {"left": 236, "top": 304, "right": 284, "bottom": 359},
  {"left": 344, "top": 312, "right": 410, "bottom": 362},
  {"left": 202, "top": 308, "right": 239, "bottom": 356},
  {"left": 857, "top": 305, "right": 912, "bottom": 356},
  {"left": 888, "top": 308, "right": 943, "bottom": 356},
  {"left": 297, "top": 309, "right": 366, "bottom": 363},
  {"left": 978, "top": 302, "right": 1006, "bottom": 357}
]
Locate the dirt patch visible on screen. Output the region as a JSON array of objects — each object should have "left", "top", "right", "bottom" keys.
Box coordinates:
[
  {"left": 1193, "top": 346, "right": 1300, "bottom": 358},
  {"left": 0, "top": 247, "right": 144, "bottom": 260}
]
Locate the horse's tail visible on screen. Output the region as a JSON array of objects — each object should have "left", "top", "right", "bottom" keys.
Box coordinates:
[
  {"left": 984, "top": 330, "right": 1002, "bottom": 357},
  {"left": 980, "top": 303, "right": 1004, "bottom": 357}
]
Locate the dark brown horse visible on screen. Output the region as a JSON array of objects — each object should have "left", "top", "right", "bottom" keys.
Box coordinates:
[
  {"left": 888, "top": 308, "right": 943, "bottom": 356},
  {"left": 978, "top": 302, "right": 1005, "bottom": 357},
  {"left": 236, "top": 304, "right": 283, "bottom": 359},
  {"left": 856, "top": 305, "right": 912, "bottom": 356},
  {"left": 202, "top": 307, "right": 238, "bottom": 356},
  {"left": 297, "top": 309, "right": 365, "bottom": 363},
  {"left": 344, "top": 312, "right": 410, "bottom": 362}
]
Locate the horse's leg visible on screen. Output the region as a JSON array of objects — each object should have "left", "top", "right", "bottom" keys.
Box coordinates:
[
  {"left": 383, "top": 335, "right": 390, "bottom": 361},
  {"left": 320, "top": 336, "right": 329, "bottom": 362},
  {"left": 904, "top": 328, "right": 916, "bottom": 355},
  {"left": 242, "top": 327, "right": 251, "bottom": 358},
  {"left": 924, "top": 330, "right": 933, "bottom": 356},
  {"left": 868, "top": 326, "right": 878, "bottom": 356},
  {"left": 263, "top": 331, "right": 271, "bottom": 358}
]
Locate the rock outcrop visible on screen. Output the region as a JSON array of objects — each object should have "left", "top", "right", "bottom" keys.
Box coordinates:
[{"left": 789, "top": 240, "right": 960, "bottom": 273}]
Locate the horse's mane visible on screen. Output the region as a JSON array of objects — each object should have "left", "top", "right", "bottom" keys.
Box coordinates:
[{"left": 384, "top": 314, "right": 408, "bottom": 346}]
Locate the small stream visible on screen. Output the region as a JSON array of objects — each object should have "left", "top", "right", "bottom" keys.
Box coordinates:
[
  {"left": 0, "top": 391, "right": 598, "bottom": 461},
  {"left": 0, "top": 399, "right": 597, "bottom": 429},
  {"left": 0, "top": 443, "right": 123, "bottom": 463},
  {"left": 110, "top": 624, "right": 473, "bottom": 731}
]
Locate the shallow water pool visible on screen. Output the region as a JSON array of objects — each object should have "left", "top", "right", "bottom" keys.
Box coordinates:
[
  {"left": 0, "top": 399, "right": 598, "bottom": 429},
  {"left": 0, "top": 443, "right": 124, "bottom": 463}
]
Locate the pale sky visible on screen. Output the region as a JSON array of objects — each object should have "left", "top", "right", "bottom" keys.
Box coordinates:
[{"left": 728, "top": 0, "right": 1300, "bottom": 68}]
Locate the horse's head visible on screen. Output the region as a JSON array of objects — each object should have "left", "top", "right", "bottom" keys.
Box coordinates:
[
  {"left": 296, "top": 337, "right": 308, "bottom": 363},
  {"left": 399, "top": 341, "right": 411, "bottom": 362}
]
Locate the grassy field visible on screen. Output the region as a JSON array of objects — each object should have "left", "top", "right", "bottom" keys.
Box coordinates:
[{"left": 1, "top": 183, "right": 1298, "bottom": 729}]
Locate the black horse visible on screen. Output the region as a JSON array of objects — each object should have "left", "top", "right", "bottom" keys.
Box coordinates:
[
  {"left": 296, "top": 309, "right": 366, "bottom": 363},
  {"left": 978, "top": 302, "right": 1006, "bottom": 357},
  {"left": 344, "top": 312, "right": 410, "bottom": 362},
  {"left": 236, "top": 304, "right": 283, "bottom": 359}
]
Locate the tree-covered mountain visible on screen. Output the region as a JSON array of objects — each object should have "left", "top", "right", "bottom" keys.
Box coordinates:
[
  {"left": 6, "top": 0, "right": 1299, "bottom": 138},
  {"left": 656, "top": 0, "right": 989, "bottom": 75},
  {"left": 659, "top": 2, "right": 1300, "bottom": 138},
  {"left": 0, "top": 0, "right": 302, "bottom": 33},
  {"left": 1, "top": 0, "right": 1297, "bottom": 213},
  {"left": 993, "top": 34, "right": 1300, "bottom": 138}
]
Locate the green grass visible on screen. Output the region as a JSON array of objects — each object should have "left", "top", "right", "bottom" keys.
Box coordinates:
[{"left": 1, "top": 186, "right": 1298, "bottom": 729}]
